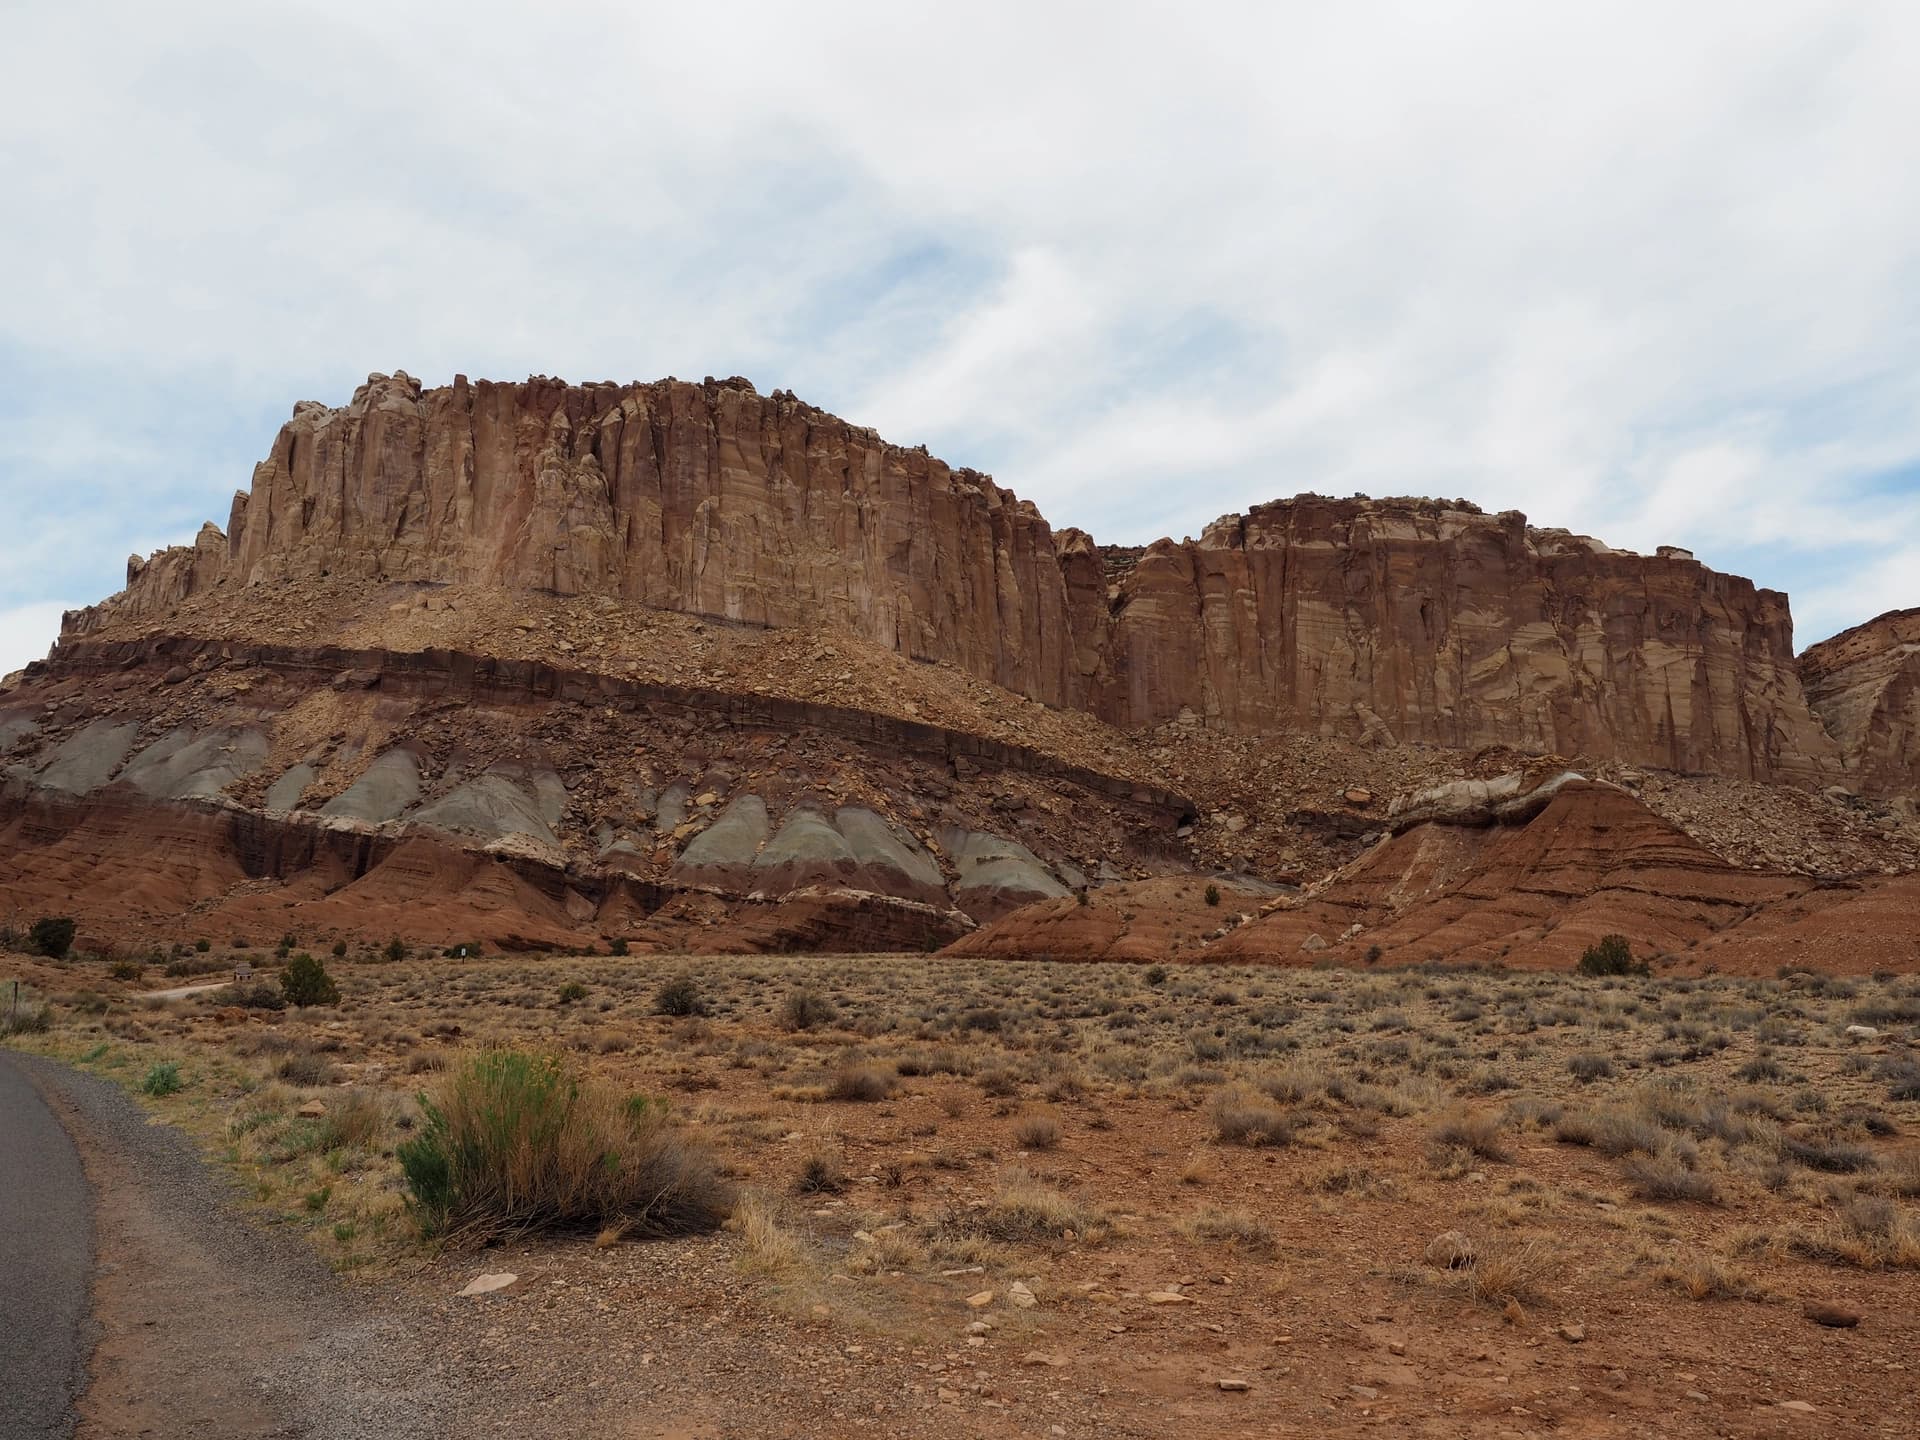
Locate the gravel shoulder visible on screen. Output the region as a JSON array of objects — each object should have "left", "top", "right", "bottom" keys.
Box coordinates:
[{"left": 7, "top": 1053, "right": 520, "bottom": 1440}]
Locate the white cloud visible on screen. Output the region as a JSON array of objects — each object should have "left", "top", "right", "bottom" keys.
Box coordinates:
[
  {"left": 0, "top": 603, "right": 73, "bottom": 680},
  {"left": 0, "top": 1, "right": 1917, "bottom": 647}
]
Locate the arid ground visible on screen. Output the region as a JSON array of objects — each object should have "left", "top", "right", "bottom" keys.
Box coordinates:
[{"left": 6, "top": 945, "right": 1920, "bottom": 1438}]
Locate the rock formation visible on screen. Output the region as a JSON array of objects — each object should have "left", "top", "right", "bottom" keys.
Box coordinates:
[
  {"left": 1801, "top": 608, "right": 1920, "bottom": 799},
  {"left": 8, "top": 369, "right": 1914, "bottom": 964},
  {"left": 67, "top": 371, "right": 1843, "bottom": 783}
]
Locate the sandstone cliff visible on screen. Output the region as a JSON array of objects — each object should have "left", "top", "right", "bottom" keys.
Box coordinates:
[
  {"left": 69, "top": 371, "right": 1842, "bottom": 783},
  {"left": 1801, "top": 608, "right": 1920, "bottom": 798}
]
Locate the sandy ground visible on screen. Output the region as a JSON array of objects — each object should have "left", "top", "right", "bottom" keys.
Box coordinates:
[{"left": 6, "top": 948, "right": 1919, "bottom": 1437}]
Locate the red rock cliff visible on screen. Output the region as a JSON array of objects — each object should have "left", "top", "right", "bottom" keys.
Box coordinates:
[
  {"left": 1800, "top": 608, "right": 1920, "bottom": 797},
  {"left": 67, "top": 372, "right": 1843, "bottom": 784}
]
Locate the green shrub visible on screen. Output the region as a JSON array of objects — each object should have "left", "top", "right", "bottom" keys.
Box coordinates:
[
  {"left": 557, "top": 981, "right": 588, "bottom": 1005},
  {"left": 1204, "top": 883, "right": 1221, "bottom": 907},
  {"left": 29, "top": 916, "right": 77, "bottom": 959},
  {"left": 331, "top": 940, "right": 348, "bottom": 957},
  {"left": 654, "top": 976, "right": 704, "bottom": 1017},
  {"left": 281, "top": 954, "right": 341, "bottom": 1007},
  {"left": 109, "top": 959, "right": 144, "bottom": 982},
  {"left": 141, "top": 1061, "right": 183, "bottom": 1097},
  {"left": 608, "top": 937, "right": 630, "bottom": 956},
  {"left": 383, "top": 936, "right": 408, "bottom": 963},
  {"left": 194, "top": 937, "right": 211, "bottom": 953},
  {"left": 1577, "top": 934, "right": 1647, "bottom": 977},
  {"left": 397, "top": 1050, "right": 729, "bottom": 1240}
]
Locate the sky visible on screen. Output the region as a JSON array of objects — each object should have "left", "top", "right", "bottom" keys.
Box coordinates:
[{"left": 3, "top": 1, "right": 1919, "bottom": 678}]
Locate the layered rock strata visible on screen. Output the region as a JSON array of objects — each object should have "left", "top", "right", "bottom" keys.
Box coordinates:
[
  {"left": 0, "top": 635, "right": 1187, "bottom": 950},
  {"left": 68, "top": 372, "right": 1842, "bottom": 783}
]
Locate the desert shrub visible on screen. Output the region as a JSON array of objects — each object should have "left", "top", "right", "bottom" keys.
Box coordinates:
[
  {"left": 1577, "top": 934, "right": 1647, "bottom": 977},
  {"left": 556, "top": 981, "right": 588, "bottom": 1005},
  {"left": 194, "top": 937, "right": 211, "bottom": 953},
  {"left": 1621, "top": 1148, "right": 1719, "bottom": 1204},
  {"left": 1879, "top": 1056, "right": 1920, "bottom": 1103},
  {"left": 1012, "top": 1113, "right": 1062, "bottom": 1150},
  {"left": 1776, "top": 1134, "right": 1876, "bottom": 1174},
  {"left": 320, "top": 1091, "right": 390, "bottom": 1151},
  {"left": 1567, "top": 1053, "right": 1613, "bottom": 1082},
  {"left": 826, "top": 1063, "right": 898, "bottom": 1102},
  {"left": 1181, "top": 1206, "right": 1276, "bottom": 1256},
  {"left": 140, "top": 1061, "right": 183, "bottom": 1097},
  {"left": 222, "top": 980, "right": 287, "bottom": 1012},
  {"left": 1456, "top": 1236, "right": 1561, "bottom": 1307},
  {"left": 1145, "top": 965, "right": 1168, "bottom": 986},
  {"left": 654, "top": 976, "right": 705, "bottom": 1017},
  {"left": 1789, "top": 1195, "right": 1920, "bottom": 1270},
  {"left": 275, "top": 1051, "right": 337, "bottom": 1086},
  {"left": 960, "top": 1168, "right": 1103, "bottom": 1244},
  {"left": 331, "top": 940, "right": 348, "bottom": 957},
  {"left": 1655, "top": 1253, "right": 1761, "bottom": 1301},
  {"left": 1553, "top": 1107, "right": 1664, "bottom": 1157},
  {"left": 780, "top": 988, "right": 836, "bottom": 1031},
  {"left": 163, "top": 953, "right": 226, "bottom": 978},
  {"left": 1209, "top": 1087, "right": 1296, "bottom": 1147},
  {"left": 976, "top": 1067, "right": 1021, "bottom": 1098},
  {"left": 281, "top": 954, "right": 341, "bottom": 1007},
  {"left": 1204, "top": 883, "right": 1221, "bottom": 907},
  {"left": 1429, "top": 1107, "right": 1509, "bottom": 1161},
  {"left": 608, "top": 937, "right": 630, "bottom": 956},
  {"left": 108, "top": 959, "right": 144, "bottom": 982},
  {"left": 397, "top": 1049, "right": 730, "bottom": 1241},
  {"left": 794, "top": 1143, "right": 847, "bottom": 1195},
  {"left": 2, "top": 1004, "right": 51, "bottom": 1035},
  {"left": 29, "top": 916, "right": 77, "bottom": 959},
  {"left": 383, "top": 937, "right": 408, "bottom": 963}
]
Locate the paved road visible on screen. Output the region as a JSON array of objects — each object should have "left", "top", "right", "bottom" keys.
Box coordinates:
[{"left": 0, "top": 1054, "right": 92, "bottom": 1439}]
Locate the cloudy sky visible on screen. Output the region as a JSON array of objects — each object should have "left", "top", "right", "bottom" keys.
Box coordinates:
[{"left": 4, "top": 1, "right": 1918, "bottom": 676}]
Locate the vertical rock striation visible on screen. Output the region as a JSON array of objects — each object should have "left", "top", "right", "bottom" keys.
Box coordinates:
[{"left": 1800, "top": 608, "right": 1920, "bottom": 797}]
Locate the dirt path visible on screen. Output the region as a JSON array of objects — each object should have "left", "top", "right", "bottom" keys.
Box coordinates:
[{"left": 12, "top": 1054, "right": 505, "bottom": 1439}]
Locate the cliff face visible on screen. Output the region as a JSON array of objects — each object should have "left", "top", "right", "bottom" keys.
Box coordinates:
[
  {"left": 1801, "top": 608, "right": 1920, "bottom": 797},
  {"left": 1092, "top": 503, "right": 1839, "bottom": 782},
  {"left": 70, "top": 371, "right": 1844, "bottom": 784}
]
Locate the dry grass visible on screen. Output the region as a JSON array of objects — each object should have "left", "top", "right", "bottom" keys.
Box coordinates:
[
  {"left": 825, "top": 1063, "right": 897, "bottom": 1102},
  {"left": 1209, "top": 1086, "right": 1296, "bottom": 1147},
  {"left": 1180, "top": 1206, "right": 1277, "bottom": 1256},
  {"left": 1653, "top": 1253, "right": 1764, "bottom": 1301},
  {"left": 942, "top": 1167, "right": 1108, "bottom": 1246},
  {"left": 1620, "top": 1148, "right": 1720, "bottom": 1205},
  {"left": 398, "top": 1049, "right": 732, "bottom": 1242},
  {"left": 1011, "top": 1112, "right": 1063, "bottom": 1150},
  {"left": 13, "top": 946, "right": 1920, "bottom": 1363},
  {"left": 1429, "top": 1106, "right": 1509, "bottom": 1162},
  {"left": 1453, "top": 1235, "right": 1564, "bottom": 1308},
  {"left": 730, "top": 1191, "right": 809, "bottom": 1278}
]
